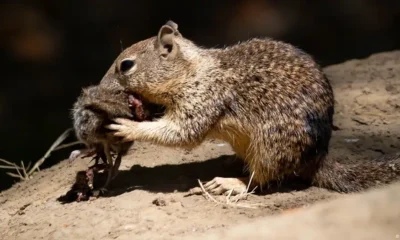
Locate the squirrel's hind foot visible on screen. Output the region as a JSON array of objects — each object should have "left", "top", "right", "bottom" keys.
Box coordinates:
[{"left": 189, "top": 177, "right": 250, "bottom": 196}]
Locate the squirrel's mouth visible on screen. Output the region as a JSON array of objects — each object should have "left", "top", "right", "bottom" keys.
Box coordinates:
[{"left": 127, "top": 92, "right": 166, "bottom": 121}]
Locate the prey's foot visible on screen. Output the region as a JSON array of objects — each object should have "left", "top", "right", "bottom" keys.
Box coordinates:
[
  {"left": 111, "top": 155, "right": 122, "bottom": 180},
  {"left": 85, "top": 168, "right": 96, "bottom": 190},
  {"left": 69, "top": 148, "right": 97, "bottom": 163},
  {"left": 81, "top": 149, "right": 98, "bottom": 158},
  {"left": 91, "top": 188, "right": 108, "bottom": 198},
  {"left": 88, "top": 162, "right": 109, "bottom": 172},
  {"left": 188, "top": 177, "right": 250, "bottom": 196},
  {"left": 100, "top": 163, "right": 116, "bottom": 191},
  {"left": 98, "top": 187, "right": 109, "bottom": 194},
  {"left": 111, "top": 168, "right": 119, "bottom": 181},
  {"left": 69, "top": 150, "right": 83, "bottom": 161}
]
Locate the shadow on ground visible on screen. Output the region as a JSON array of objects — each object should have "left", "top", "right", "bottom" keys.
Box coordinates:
[{"left": 57, "top": 154, "right": 312, "bottom": 203}]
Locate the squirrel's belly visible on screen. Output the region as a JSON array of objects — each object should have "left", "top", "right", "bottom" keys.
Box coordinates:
[{"left": 207, "top": 118, "right": 251, "bottom": 160}]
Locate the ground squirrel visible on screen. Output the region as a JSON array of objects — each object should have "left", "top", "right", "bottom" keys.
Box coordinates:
[{"left": 104, "top": 21, "right": 400, "bottom": 195}]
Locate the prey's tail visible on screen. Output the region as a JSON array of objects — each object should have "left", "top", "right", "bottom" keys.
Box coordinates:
[{"left": 312, "top": 152, "right": 400, "bottom": 193}]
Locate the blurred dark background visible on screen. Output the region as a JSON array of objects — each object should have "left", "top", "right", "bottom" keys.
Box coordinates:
[{"left": 0, "top": 0, "right": 399, "bottom": 190}]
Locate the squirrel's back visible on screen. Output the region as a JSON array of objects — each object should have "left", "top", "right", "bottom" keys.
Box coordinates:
[{"left": 196, "top": 38, "right": 335, "bottom": 186}]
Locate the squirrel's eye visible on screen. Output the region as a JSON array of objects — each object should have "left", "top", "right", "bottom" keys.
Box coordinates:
[{"left": 120, "top": 59, "right": 135, "bottom": 73}]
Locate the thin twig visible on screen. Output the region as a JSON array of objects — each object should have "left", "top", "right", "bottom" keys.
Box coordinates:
[
  {"left": 197, "top": 179, "right": 220, "bottom": 205},
  {"left": 1, "top": 128, "right": 74, "bottom": 181},
  {"left": 26, "top": 161, "right": 32, "bottom": 172},
  {"left": 225, "top": 189, "right": 233, "bottom": 203},
  {"left": 0, "top": 159, "right": 22, "bottom": 169},
  {"left": 27, "top": 128, "right": 72, "bottom": 176},
  {"left": 230, "top": 172, "right": 258, "bottom": 204},
  {"left": 245, "top": 171, "right": 255, "bottom": 193},
  {"left": 196, "top": 175, "right": 262, "bottom": 209},
  {"left": 0, "top": 165, "right": 21, "bottom": 170},
  {"left": 14, "top": 163, "right": 24, "bottom": 180},
  {"left": 54, "top": 141, "right": 82, "bottom": 151},
  {"left": 21, "top": 161, "right": 27, "bottom": 178},
  {"left": 6, "top": 172, "right": 23, "bottom": 179},
  {"left": 44, "top": 128, "right": 73, "bottom": 160}
]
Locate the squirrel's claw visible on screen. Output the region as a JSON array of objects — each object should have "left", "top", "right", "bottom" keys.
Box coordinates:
[
  {"left": 106, "top": 118, "right": 138, "bottom": 142},
  {"left": 113, "top": 118, "right": 135, "bottom": 125}
]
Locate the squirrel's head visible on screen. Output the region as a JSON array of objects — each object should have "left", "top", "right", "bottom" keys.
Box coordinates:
[{"left": 104, "top": 20, "right": 201, "bottom": 105}]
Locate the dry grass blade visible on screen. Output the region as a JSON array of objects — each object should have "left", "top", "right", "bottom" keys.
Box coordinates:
[
  {"left": 27, "top": 128, "right": 73, "bottom": 176},
  {"left": 43, "top": 128, "right": 73, "bottom": 160},
  {"left": 225, "top": 172, "right": 261, "bottom": 208},
  {"left": 0, "top": 159, "right": 26, "bottom": 180},
  {"left": 54, "top": 141, "right": 82, "bottom": 151},
  {"left": 1, "top": 128, "right": 75, "bottom": 181},
  {"left": 229, "top": 172, "right": 258, "bottom": 204},
  {"left": 0, "top": 165, "right": 21, "bottom": 170},
  {"left": 197, "top": 179, "right": 220, "bottom": 205},
  {"left": 246, "top": 171, "right": 255, "bottom": 193},
  {"left": 0, "top": 158, "right": 22, "bottom": 168},
  {"left": 225, "top": 189, "right": 233, "bottom": 202},
  {"left": 13, "top": 163, "right": 24, "bottom": 180},
  {"left": 21, "top": 161, "right": 28, "bottom": 178},
  {"left": 196, "top": 172, "right": 263, "bottom": 209},
  {"left": 6, "top": 172, "right": 22, "bottom": 179},
  {"left": 26, "top": 161, "right": 32, "bottom": 172}
]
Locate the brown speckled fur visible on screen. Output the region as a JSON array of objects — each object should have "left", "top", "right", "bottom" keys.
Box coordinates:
[{"left": 105, "top": 21, "right": 400, "bottom": 193}]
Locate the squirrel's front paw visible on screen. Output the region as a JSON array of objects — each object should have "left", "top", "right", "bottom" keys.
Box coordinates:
[{"left": 106, "top": 118, "right": 138, "bottom": 142}]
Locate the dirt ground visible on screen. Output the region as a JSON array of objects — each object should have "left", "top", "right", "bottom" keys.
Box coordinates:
[
  {"left": 1, "top": 50, "right": 399, "bottom": 240},
  {"left": 185, "top": 181, "right": 400, "bottom": 240}
]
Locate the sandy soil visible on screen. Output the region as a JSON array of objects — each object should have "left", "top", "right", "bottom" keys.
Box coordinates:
[
  {"left": 185, "top": 181, "right": 400, "bottom": 240},
  {"left": 1, "top": 50, "right": 399, "bottom": 240}
]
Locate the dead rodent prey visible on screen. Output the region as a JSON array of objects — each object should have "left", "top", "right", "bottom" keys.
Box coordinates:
[{"left": 63, "top": 93, "right": 152, "bottom": 203}]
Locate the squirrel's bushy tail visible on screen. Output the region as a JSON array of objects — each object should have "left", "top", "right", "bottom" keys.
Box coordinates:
[{"left": 312, "top": 152, "right": 400, "bottom": 193}]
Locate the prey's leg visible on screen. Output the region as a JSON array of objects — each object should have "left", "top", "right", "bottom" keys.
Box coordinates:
[
  {"left": 111, "top": 153, "right": 122, "bottom": 180},
  {"left": 100, "top": 143, "right": 114, "bottom": 192}
]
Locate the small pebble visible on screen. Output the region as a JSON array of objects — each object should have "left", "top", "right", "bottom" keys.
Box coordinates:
[
  {"left": 344, "top": 138, "right": 359, "bottom": 143},
  {"left": 152, "top": 198, "right": 167, "bottom": 206}
]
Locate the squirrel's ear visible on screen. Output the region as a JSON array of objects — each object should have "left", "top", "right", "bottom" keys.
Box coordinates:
[{"left": 157, "top": 20, "right": 181, "bottom": 59}]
